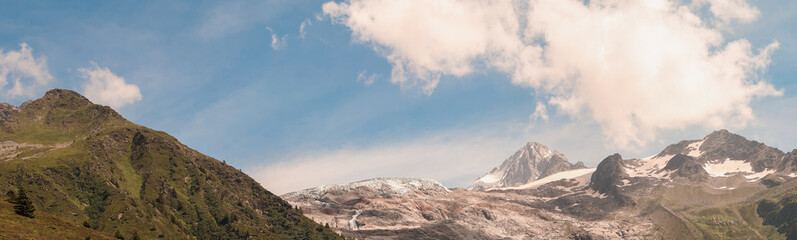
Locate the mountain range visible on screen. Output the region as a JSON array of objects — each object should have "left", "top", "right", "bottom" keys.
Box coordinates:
[
  {"left": 285, "top": 130, "right": 797, "bottom": 239},
  {"left": 0, "top": 89, "right": 342, "bottom": 239},
  {"left": 3, "top": 89, "right": 796, "bottom": 239}
]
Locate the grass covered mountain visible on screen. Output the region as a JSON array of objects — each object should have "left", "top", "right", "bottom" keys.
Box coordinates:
[{"left": 0, "top": 89, "right": 342, "bottom": 239}]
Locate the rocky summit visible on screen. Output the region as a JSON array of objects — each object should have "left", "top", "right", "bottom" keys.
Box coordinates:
[{"left": 469, "top": 142, "right": 586, "bottom": 191}]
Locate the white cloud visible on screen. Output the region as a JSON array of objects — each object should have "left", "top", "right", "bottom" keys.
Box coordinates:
[
  {"left": 266, "top": 27, "right": 287, "bottom": 50},
  {"left": 323, "top": 0, "right": 781, "bottom": 150},
  {"left": 530, "top": 102, "right": 549, "bottom": 122},
  {"left": 250, "top": 131, "right": 524, "bottom": 194},
  {"left": 299, "top": 18, "right": 312, "bottom": 39},
  {"left": 0, "top": 43, "right": 53, "bottom": 98},
  {"left": 356, "top": 70, "right": 378, "bottom": 86},
  {"left": 79, "top": 62, "right": 142, "bottom": 108},
  {"left": 692, "top": 0, "right": 760, "bottom": 27}
]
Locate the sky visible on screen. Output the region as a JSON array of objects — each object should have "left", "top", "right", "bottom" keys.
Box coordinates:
[{"left": 0, "top": 0, "right": 796, "bottom": 194}]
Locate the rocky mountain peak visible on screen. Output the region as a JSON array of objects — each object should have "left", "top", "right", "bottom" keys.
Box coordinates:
[
  {"left": 656, "top": 129, "right": 784, "bottom": 172},
  {"left": 469, "top": 141, "right": 585, "bottom": 191},
  {"left": 0, "top": 102, "right": 19, "bottom": 122},
  {"left": 28, "top": 89, "right": 93, "bottom": 111},
  {"left": 589, "top": 153, "right": 633, "bottom": 205}
]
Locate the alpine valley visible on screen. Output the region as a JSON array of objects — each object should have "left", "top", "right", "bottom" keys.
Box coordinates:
[{"left": 285, "top": 131, "right": 797, "bottom": 239}]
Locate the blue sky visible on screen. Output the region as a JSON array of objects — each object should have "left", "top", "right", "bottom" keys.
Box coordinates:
[{"left": 1, "top": 0, "right": 795, "bottom": 193}]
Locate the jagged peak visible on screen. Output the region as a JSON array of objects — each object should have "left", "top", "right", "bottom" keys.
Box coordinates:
[{"left": 525, "top": 141, "right": 549, "bottom": 149}]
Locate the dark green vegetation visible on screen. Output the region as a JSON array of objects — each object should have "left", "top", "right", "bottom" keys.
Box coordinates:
[
  {"left": 758, "top": 182, "right": 797, "bottom": 239},
  {"left": 0, "top": 89, "right": 342, "bottom": 239},
  {"left": 9, "top": 187, "right": 36, "bottom": 218}
]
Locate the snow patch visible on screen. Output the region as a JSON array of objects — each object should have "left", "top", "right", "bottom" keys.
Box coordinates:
[
  {"left": 620, "top": 179, "right": 631, "bottom": 186},
  {"left": 745, "top": 169, "right": 775, "bottom": 181},
  {"left": 506, "top": 168, "right": 596, "bottom": 190},
  {"left": 626, "top": 155, "right": 673, "bottom": 178},
  {"left": 714, "top": 186, "right": 736, "bottom": 190},
  {"left": 789, "top": 173, "right": 797, "bottom": 178},
  {"left": 584, "top": 190, "right": 608, "bottom": 199},
  {"left": 686, "top": 140, "right": 704, "bottom": 158},
  {"left": 349, "top": 209, "right": 362, "bottom": 230},
  {"left": 703, "top": 159, "right": 753, "bottom": 177},
  {"left": 476, "top": 172, "right": 502, "bottom": 184}
]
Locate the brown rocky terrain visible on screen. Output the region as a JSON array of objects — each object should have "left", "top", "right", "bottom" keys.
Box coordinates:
[{"left": 286, "top": 130, "right": 797, "bottom": 239}]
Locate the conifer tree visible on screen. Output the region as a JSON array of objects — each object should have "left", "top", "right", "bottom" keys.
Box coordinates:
[
  {"left": 5, "top": 189, "right": 15, "bottom": 203},
  {"left": 13, "top": 187, "right": 35, "bottom": 218}
]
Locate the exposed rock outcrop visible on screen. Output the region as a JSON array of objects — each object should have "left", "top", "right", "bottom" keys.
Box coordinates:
[
  {"left": 589, "top": 153, "right": 633, "bottom": 205},
  {"left": 661, "top": 154, "right": 708, "bottom": 181}
]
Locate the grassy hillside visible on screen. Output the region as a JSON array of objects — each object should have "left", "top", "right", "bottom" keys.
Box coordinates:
[
  {"left": 0, "top": 198, "right": 116, "bottom": 239},
  {"left": 0, "top": 89, "right": 342, "bottom": 239},
  {"left": 756, "top": 179, "right": 797, "bottom": 239},
  {"left": 643, "top": 179, "right": 791, "bottom": 239}
]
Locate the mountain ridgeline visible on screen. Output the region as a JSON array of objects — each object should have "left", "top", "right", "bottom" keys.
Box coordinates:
[
  {"left": 287, "top": 129, "right": 797, "bottom": 239},
  {"left": 0, "top": 89, "right": 342, "bottom": 239}
]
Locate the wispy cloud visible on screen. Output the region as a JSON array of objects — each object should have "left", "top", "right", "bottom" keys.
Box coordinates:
[
  {"left": 299, "top": 18, "right": 312, "bottom": 39},
  {"left": 323, "top": 0, "right": 781, "bottom": 150},
  {"left": 0, "top": 43, "right": 52, "bottom": 98},
  {"left": 530, "top": 102, "right": 549, "bottom": 122},
  {"left": 356, "top": 70, "right": 378, "bottom": 86},
  {"left": 266, "top": 27, "right": 287, "bottom": 50},
  {"left": 80, "top": 62, "right": 142, "bottom": 109},
  {"left": 196, "top": 0, "right": 285, "bottom": 39}
]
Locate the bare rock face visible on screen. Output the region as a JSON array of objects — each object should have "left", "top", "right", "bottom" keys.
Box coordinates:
[
  {"left": 0, "top": 103, "right": 19, "bottom": 122},
  {"left": 469, "top": 142, "right": 585, "bottom": 190},
  {"left": 284, "top": 177, "right": 654, "bottom": 239},
  {"left": 588, "top": 153, "right": 635, "bottom": 206},
  {"left": 661, "top": 154, "right": 708, "bottom": 181},
  {"left": 778, "top": 149, "right": 797, "bottom": 173}
]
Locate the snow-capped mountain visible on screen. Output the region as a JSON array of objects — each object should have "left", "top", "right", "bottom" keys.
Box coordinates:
[
  {"left": 286, "top": 130, "right": 797, "bottom": 239},
  {"left": 620, "top": 129, "right": 787, "bottom": 183},
  {"left": 469, "top": 142, "right": 586, "bottom": 190},
  {"left": 283, "top": 177, "right": 449, "bottom": 200}
]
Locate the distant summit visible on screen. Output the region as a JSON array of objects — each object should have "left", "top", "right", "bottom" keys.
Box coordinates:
[{"left": 469, "top": 142, "right": 585, "bottom": 190}]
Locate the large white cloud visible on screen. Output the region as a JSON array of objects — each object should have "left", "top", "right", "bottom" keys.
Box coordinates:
[
  {"left": 323, "top": 0, "right": 782, "bottom": 149},
  {"left": 80, "top": 63, "right": 142, "bottom": 109},
  {"left": 0, "top": 43, "right": 53, "bottom": 98}
]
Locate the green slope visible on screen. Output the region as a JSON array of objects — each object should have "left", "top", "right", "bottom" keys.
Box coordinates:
[
  {"left": 0, "top": 89, "right": 342, "bottom": 239},
  {"left": 0, "top": 200, "right": 115, "bottom": 240}
]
